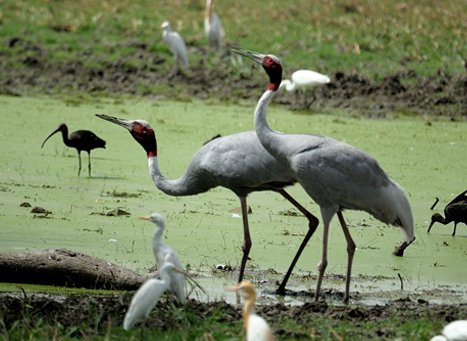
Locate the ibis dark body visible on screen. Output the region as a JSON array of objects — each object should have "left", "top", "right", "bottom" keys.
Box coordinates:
[
  {"left": 428, "top": 190, "right": 467, "bottom": 236},
  {"left": 41, "top": 123, "right": 106, "bottom": 176}
]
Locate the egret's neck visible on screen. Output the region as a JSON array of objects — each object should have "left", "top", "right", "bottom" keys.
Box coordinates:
[
  {"left": 242, "top": 295, "right": 256, "bottom": 330},
  {"left": 153, "top": 222, "right": 164, "bottom": 244}
]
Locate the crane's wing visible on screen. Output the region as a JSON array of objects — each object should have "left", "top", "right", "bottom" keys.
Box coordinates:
[{"left": 123, "top": 278, "right": 170, "bottom": 330}]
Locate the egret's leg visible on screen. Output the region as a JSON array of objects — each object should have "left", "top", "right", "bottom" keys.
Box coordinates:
[
  {"left": 276, "top": 189, "right": 319, "bottom": 295},
  {"left": 337, "top": 211, "right": 356, "bottom": 304},
  {"left": 77, "top": 151, "right": 82, "bottom": 176},
  {"left": 314, "top": 221, "right": 330, "bottom": 302},
  {"left": 238, "top": 196, "right": 252, "bottom": 283}
]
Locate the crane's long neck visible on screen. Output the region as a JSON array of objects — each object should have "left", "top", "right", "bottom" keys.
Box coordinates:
[
  {"left": 254, "top": 88, "right": 289, "bottom": 164},
  {"left": 148, "top": 157, "right": 197, "bottom": 196}
]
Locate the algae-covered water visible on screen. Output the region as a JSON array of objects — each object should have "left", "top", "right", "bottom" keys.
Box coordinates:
[{"left": 0, "top": 95, "right": 465, "bottom": 302}]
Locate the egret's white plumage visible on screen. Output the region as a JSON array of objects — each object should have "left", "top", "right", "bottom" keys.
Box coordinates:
[
  {"left": 204, "top": 0, "right": 224, "bottom": 53},
  {"left": 229, "top": 281, "right": 275, "bottom": 341},
  {"left": 161, "top": 21, "right": 189, "bottom": 72},
  {"left": 96, "top": 113, "right": 319, "bottom": 294},
  {"left": 123, "top": 262, "right": 180, "bottom": 330},
  {"left": 232, "top": 47, "right": 415, "bottom": 303},
  {"left": 430, "top": 320, "right": 467, "bottom": 341},
  {"left": 140, "top": 213, "right": 186, "bottom": 304},
  {"left": 280, "top": 69, "right": 330, "bottom": 92}
]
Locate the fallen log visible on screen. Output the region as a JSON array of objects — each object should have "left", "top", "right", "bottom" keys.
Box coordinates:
[{"left": 0, "top": 249, "right": 147, "bottom": 290}]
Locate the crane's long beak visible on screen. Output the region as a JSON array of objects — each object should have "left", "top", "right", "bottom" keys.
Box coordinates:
[
  {"left": 138, "top": 215, "right": 151, "bottom": 221},
  {"left": 230, "top": 47, "right": 265, "bottom": 65},
  {"left": 96, "top": 114, "right": 133, "bottom": 131},
  {"left": 41, "top": 127, "right": 61, "bottom": 148}
]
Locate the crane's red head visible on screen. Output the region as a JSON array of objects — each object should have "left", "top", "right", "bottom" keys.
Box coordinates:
[
  {"left": 95, "top": 114, "right": 157, "bottom": 157},
  {"left": 231, "top": 47, "right": 282, "bottom": 91}
]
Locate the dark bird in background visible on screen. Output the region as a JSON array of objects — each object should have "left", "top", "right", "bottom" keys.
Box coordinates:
[
  {"left": 96, "top": 113, "right": 319, "bottom": 293},
  {"left": 41, "top": 123, "right": 106, "bottom": 176},
  {"left": 428, "top": 190, "right": 467, "bottom": 236}
]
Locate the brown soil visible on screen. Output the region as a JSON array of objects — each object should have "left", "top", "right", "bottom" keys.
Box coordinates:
[
  {"left": 1, "top": 37, "right": 466, "bottom": 119},
  {"left": 1, "top": 292, "right": 466, "bottom": 339}
]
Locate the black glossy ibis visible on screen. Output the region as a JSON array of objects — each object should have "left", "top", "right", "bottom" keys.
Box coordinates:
[
  {"left": 41, "top": 123, "right": 106, "bottom": 176},
  {"left": 428, "top": 190, "right": 467, "bottom": 236}
]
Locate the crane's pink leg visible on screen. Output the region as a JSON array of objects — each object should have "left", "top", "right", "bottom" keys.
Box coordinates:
[
  {"left": 314, "top": 220, "right": 330, "bottom": 301},
  {"left": 276, "top": 189, "right": 319, "bottom": 295},
  {"left": 238, "top": 196, "right": 252, "bottom": 283},
  {"left": 337, "top": 211, "right": 356, "bottom": 304}
]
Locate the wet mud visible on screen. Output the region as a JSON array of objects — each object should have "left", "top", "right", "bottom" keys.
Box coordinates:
[{"left": 1, "top": 37, "right": 465, "bottom": 119}]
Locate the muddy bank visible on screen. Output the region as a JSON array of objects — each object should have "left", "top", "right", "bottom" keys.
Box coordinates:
[
  {"left": 1, "top": 36, "right": 465, "bottom": 119},
  {"left": 1, "top": 292, "right": 465, "bottom": 339}
]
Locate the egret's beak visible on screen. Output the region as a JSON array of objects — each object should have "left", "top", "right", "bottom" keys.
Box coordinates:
[
  {"left": 41, "top": 127, "right": 61, "bottom": 148},
  {"left": 230, "top": 47, "right": 265, "bottom": 65},
  {"left": 96, "top": 114, "right": 134, "bottom": 131},
  {"left": 138, "top": 215, "right": 151, "bottom": 221},
  {"left": 173, "top": 267, "right": 187, "bottom": 275}
]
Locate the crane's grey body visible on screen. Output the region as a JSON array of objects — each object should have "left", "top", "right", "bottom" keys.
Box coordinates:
[
  {"left": 149, "top": 131, "right": 295, "bottom": 197},
  {"left": 96, "top": 113, "right": 319, "bottom": 292},
  {"left": 231, "top": 47, "right": 414, "bottom": 303}
]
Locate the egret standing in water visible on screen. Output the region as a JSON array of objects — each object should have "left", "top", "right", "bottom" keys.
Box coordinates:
[
  {"left": 232, "top": 46, "right": 414, "bottom": 303},
  {"left": 161, "top": 21, "right": 189, "bottom": 75},
  {"left": 140, "top": 213, "right": 186, "bottom": 303}
]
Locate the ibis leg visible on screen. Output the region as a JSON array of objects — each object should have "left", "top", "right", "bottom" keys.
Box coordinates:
[
  {"left": 276, "top": 189, "right": 319, "bottom": 295},
  {"left": 77, "top": 151, "right": 82, "bottom": 176},
  {"left": 87, "top": 152, "right": 91, "bottom": 177}
]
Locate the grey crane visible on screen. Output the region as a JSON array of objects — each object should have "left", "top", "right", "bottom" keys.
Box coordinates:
[
  {"left": 96, "top": 113, "right": 319, "bottom": 293},
  {"left": 232, "top": 47, "right": 415, "bottom": 303},
  {"left": 428, "top": 190, "right": 467, "bottom": 236},
  {"left": 41, "top": 123, "right": 106, "bottom": 176},
  {"left": 204, "top": 0, "right": 224, "bottom": 53},
  {"left": 161, "top": 21, "right": 189, "bottom": 76}
]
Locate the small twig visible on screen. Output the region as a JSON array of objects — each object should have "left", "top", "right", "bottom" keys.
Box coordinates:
[{"left": 397, "top": 273, "right": 404, "bottom": 291}]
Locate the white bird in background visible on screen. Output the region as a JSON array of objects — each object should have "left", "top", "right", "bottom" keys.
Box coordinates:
[
  {"left": 204, "top": 0, "right": 224, "bottom": 53},
  {"left": 139, "top": 213, "right": 186, "bottom": 304},
  {"left": 430, "top": 320, "right": 467, "bottom": 341},
  {"left": 161, "top": 21, "right": 189, "bottom": 75},
  {"left": 280, "top": 69, "right": 330, "bottom": 92},
  {"left": 96, "top": 114, "right": 319, "bottom": 295},
  {"left": 228, "top": 280, "right": 275, "bottom": 341},
  {"left": 232, "top": 46, "right": 415, "bottom": 303},
  {"left": 123, "top": 261, "right": 184, "bottom": 330},
  {"left": 280, "top": 69, "right": 331, "bottom": 107}
]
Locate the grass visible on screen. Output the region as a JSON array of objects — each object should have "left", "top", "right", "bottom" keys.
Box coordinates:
[{"left": 0, "top": 0, "right": 465, "bottom": 77}]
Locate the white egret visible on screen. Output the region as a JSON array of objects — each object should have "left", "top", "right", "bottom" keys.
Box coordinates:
[
  {"left": 161, "top": 21, "right": 189, "bottom": 75},
  {"left": 430, "top": 320, "right": 467, "bottom": 341},
  {"left": 232, "top": 46, "right": 415, "bottom": 303},
  {"left": 229, "top": 280, "right": 275, "bottom": 341},
  {"left": 140, "top": 213, "right": 186, "bottom": 304},
  {"left": 280, "top": 69, "right": 330, "bottom": 107},
  {"left": 204, "top": 0, "right": 224, "bottom": 53},
  {"left": 123, "top": 261, "right": 184, "bottom": 330}
]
